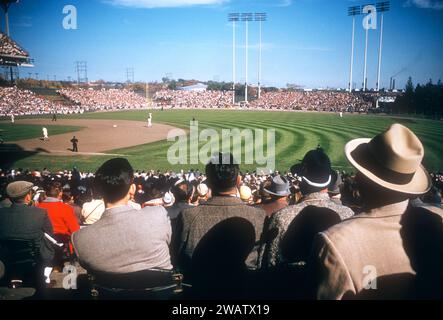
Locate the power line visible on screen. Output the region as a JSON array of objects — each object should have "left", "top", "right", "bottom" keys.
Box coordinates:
[
  {"left": 75, "top": 61, "right": 88, "bottom": 85},
  {"left": 126, "top": 68, "right": 134, "bottom": 83}
]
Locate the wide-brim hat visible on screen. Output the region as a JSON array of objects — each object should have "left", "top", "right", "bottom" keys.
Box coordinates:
[
  {"left": 263, "top": 175, "right": 291, "bottom": 197},
  {"left": 345, "top": 123, "right": 431, "bottom": 195}
]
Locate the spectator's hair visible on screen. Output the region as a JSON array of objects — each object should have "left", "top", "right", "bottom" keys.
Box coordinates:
[
  {"left": 62, "top": 189, "right": 72, "bottom": 203},
  {"left": 172, "top": 181, "right": 194, "bottom": 202},
  {"left": 44, "top": 181, "right": 62, "bottom": 198},
  {"left": 205, "top": 153, "right": 239, "bottom": 193},
  {"left": 142, "top": 177, "right": 166, "bottom": 202},
  {"left": 94, "top": 158, "right": 134, "bottom": 203}
]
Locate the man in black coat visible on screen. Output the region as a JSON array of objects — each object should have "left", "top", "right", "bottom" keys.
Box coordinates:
[{"left": 0, "top": 181, "right": 55, "bottom": 267}]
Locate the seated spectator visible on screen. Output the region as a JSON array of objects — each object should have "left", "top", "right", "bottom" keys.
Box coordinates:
[
  {"left": 328, "top": 171, "right": 343, "bottom": 205},
  {"left": 310, "top": 124, "right": 443, "bottom": 299},
  {"left": 37, "top": 181, "right": 80, "bottom": 238},
  {"left": 196, "top": 183, "right": 210, "bottom": 204},
  {"left": 239, "top": 185, "right": 253, "bottom": 204},
  {"left": 81, "top": 198, "right": 105, "bottom": 225},
  {"left": 0, "top": 181, "right": 55, "bottom": 277},
  {"left": 168, "top": 180, "right": 196, "bottom": 266},
  {"left": 280, "top": 206, "right": 341, "bottom": 263},
  {"left": 257, "top": 175, "right": 291, "bottom": 217},
  {"left": 177, "top": 153, "right": 266, "bottom": 277},
  {"left": 141, "top": 178, "right": 167, "bottom": 207},
  {"left": 72, "top": 158, "right": 172, "bottom": 273},
  {"left": 167, "top": 180, "right": 195, "bottom": 220},
  {"left": 259, "top": 148, "right": 354, "bottom": 268}
]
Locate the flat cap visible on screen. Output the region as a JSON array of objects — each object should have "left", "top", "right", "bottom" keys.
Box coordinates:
[{"left": 6, "top": 181, "right": 34, "bottom": 199}]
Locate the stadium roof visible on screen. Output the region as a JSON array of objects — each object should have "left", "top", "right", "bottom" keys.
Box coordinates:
[{"left": 0, "top": 32, "right": 33, "bottom": 67}]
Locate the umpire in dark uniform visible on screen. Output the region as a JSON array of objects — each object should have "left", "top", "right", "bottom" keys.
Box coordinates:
[
  {"left": 0, "top": 181, "right": 55, "bottom": 281},
  {"left": 70, "top": 136, "right": 78, "bottom": 152}
]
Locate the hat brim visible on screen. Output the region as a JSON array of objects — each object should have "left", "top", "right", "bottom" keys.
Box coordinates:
[
  {"left": 290, "top": 163, "right": 338, "bottom": 190},
  {"left": 345, "top": 138, "right": 431, "bottom": 195},
  {"left": 263, "top": 188, "right": 291, "bottom": 197}
]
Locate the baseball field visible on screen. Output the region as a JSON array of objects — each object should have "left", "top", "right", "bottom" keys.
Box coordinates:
[{"left": 1, "top": 110, "right": 442, "bottom": 173}]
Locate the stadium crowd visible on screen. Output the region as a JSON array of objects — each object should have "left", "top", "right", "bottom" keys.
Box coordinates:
[
  {"left": 0, "top": 33, "right": 29, "bottom": 57},
  {"left": 153, "top": 89, "right": 378, "bottom": 112},
  {"left": 0, "top": 86, "right": 84, "bottom": 117},
  {"left": 58, "top": 88, "right": 147, "bottom": 110},
  {"left": 153, "top": 89, "right": 233, "bottom": 109},
  {"left": 0, "top": 123, "right": 442, "bottom": 300},
  {"left": 248, "top": 91, "right": 374, "bottom": 112},
  {"left": 1, "top": 85, "right": 383, "bottom": 118}
]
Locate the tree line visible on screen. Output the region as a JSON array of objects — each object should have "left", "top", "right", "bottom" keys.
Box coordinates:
[{"left": 393, "top": 77, "right": 443, "bottom": 118}]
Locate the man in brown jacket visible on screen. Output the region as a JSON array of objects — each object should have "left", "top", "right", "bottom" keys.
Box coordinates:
[
  {"left": 311, "top": 124, "right": 443, "bottom": 299},
  {"left": 176, "top": 153, "right": 266, "bottom": 282}
]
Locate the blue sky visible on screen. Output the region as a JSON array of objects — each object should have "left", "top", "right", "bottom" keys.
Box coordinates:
[{"left": 3, "top": 0, "right": 443, "bottom": 89}]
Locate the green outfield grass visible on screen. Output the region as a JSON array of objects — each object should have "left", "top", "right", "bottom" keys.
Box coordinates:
[
  {"left": 0, "top": 123, "right": 83, "bottom": 142},
  {"left": 4, "top": 110, "right": 443, "bottom": 173}
]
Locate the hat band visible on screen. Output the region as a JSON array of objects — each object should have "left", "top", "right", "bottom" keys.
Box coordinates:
[
  {"left": 351, "top": 145, "right": 416, "bottom": 185},
  {"left": 302, "top": 175, "right": 331, "bottom": 188}
]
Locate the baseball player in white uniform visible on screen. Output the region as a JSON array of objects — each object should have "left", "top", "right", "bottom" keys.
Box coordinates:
[
  {"left": 42, "top": 127, "right": 49, "bottom": 140},
  {"left": 147, "top": 113, "right": 152, "bottom": 127}
]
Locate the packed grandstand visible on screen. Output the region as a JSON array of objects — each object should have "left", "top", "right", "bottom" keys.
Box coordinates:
[
  {"left": 0, "top": 85, "right": 384, "bottom": 117},
  {"left": 0, "top": 33, "right": 29, "bottom": 58}
]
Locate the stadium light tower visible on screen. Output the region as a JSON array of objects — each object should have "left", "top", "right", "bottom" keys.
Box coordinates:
[
  {"left": 255, "top": 12, "right": 267, "bottom": 100},
  {"left": 376, "top": 1, "right": 390, "bottom": 92},
  {"left": 347, "top": 6, "right": 361, "bottom": 92},
  {"left": 228, "top": 13, "right": 240, "bottom": 105},
  {"left": 241, "top": 13, "right": 253, "bottom": 103},
  {"left": 362, "top": 5, "right": 370, "bottom": 92},
  {"left": 1, "top": 0, "right": 18, "bottom": 36}
]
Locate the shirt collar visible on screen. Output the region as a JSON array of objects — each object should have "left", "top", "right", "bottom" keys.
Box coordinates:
[
  {"left": 363, "top": 199, "right": 410, "bottom": 218},
  {"left": 43, "top": 197, "right": 61, "bottom": 203},
  {"left": 205, "top": 196, "right": 244, "bottom": 206},
  {"left": 302, "top": 192, "right": 330, "bottom": 202},
  {"left": 104, "top": 204, "right": 133, "bottom": 215}
]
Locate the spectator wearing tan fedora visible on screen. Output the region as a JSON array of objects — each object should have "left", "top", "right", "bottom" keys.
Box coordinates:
[{"left": 311, "top": 123, "right": 443, "bottom": 299}]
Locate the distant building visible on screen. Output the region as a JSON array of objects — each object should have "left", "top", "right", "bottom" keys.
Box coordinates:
[{"left": 177, "top": 83, "right": 207, "bottom": 92}]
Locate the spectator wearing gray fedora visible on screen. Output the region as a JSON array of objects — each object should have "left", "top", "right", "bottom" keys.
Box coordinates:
[{"left": 257, "top": 175, "right": 291, "bottom": 217}]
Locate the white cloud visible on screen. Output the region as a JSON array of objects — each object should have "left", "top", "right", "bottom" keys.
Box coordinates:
[
  {"left": 104, "top": 0, "right": 229, "bottom": 9},
  {"left": 404, "top": 0, "right": 443, "bottom": 10},
  {"left": 277, "top": 0, "right": 292, "bottom": 7}
]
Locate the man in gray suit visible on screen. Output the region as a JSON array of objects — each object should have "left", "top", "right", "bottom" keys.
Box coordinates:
[
  {"left": 0, "top": 181, "right": 55, "bottom": 267},
  {"left": 72, "top": 158, "right": 172, "bottom": 273},
  {"left": 177, "top": 153, "right": 266, "bottom": 275}
]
